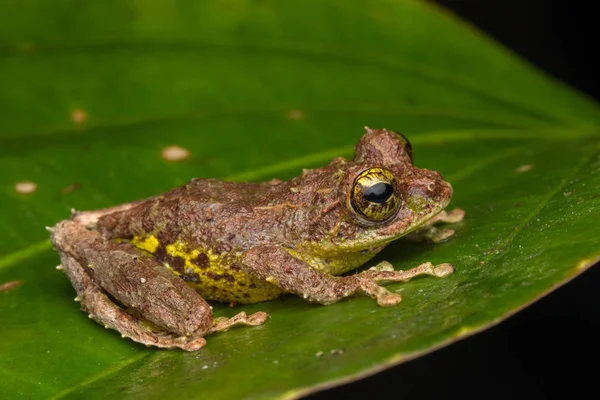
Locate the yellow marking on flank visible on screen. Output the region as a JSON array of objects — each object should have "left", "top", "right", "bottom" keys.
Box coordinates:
[
  {"left": 131, "top": 235, "right": 160, "bottom": 254},
  {"left": 161, "top": 240, "right": 282, "bottom": 303}
]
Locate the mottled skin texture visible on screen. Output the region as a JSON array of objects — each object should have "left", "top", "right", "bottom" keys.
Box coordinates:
[{"left": 50, "top": 128, "right": 464, "bottom": 350}]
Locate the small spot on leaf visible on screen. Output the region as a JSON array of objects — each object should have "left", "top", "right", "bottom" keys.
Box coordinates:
[
  {"left": 161, "top": 145, "right": 190, "bottom": 161},
  {"left": 0, "top": 280, "right": 22, "bottom": 292},
  {"left": 62, "top": 183, "right": 81, "bottom": 194},
  {"left": 71, "top": 109, "right": 88, "bottom": 124},
  {"left": 287, "top": 109, "right": 306, "bottom": 120},
  {"left": 15, "top": 181, "right": 37, "bottom": 194},
  {"left": 515, "top": 164, "right": 534, "bottom": 173},
  {"left": 18, "top": 42, "right": 36, "bottom": 53}
]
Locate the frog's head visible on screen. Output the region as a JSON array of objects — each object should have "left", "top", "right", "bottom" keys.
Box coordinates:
[{"left": 329, "top": 127, "right": 453, "bottom": 250}]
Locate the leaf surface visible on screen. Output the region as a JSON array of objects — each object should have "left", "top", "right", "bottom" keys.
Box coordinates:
[{"left": 1, "top": 1, "right": 599, "bottom": 399}]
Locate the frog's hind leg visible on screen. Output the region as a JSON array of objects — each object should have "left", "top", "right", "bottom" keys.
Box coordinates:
[
  {"left": 50, "top": 220, "right": 212, "bottom": 351},
  {"left": 59, "top": 253, "right": 206, "bottom": 351},
  {"left": 210, "top": 311, "right": 269, "bottom": 333}
]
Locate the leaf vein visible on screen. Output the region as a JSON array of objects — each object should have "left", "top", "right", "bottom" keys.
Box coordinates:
[
  {"left": 0, "top": 41, "right": 591, "bottom": 127},
  {"left": 49, "top": 353, "right": 150, "bottom": 400},
  {"left": 0, "top": 105, "right": 557, "bottom": 143}
]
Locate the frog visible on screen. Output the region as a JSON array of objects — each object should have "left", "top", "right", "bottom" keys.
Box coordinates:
[{"left": 49, "top": 127, "right": 464, "bottom": 351}]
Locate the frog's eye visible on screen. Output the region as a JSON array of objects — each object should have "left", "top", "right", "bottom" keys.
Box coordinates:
[
  {"left": 350, "top": 168, "right": 401, "bottom": 222},
  {"left": 394, "top": 131, "right": 414, "bottom": 162}
]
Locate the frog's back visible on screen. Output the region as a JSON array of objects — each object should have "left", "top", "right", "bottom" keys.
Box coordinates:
[{"left": 96, "top": 178, "right": 292, "bottom": 303}]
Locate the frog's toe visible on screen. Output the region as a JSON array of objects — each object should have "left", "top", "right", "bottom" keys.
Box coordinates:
[
  {"left": 210, "top": 310, "right": 271, "bottom": 333},
  {"left": 430, "top": 228, "right": 456, "bottom": 243},
  {"left": 175, "top": 337, "right": 207, "bottom": 351},
  {"left": 247, "top": 311, "right": 270, "bottom": 326},
  {"left": 433, "top": 263, "right": 455, "bottom": 277},
  {"left": 447, "top": 208, "right": 466, "bottom": 223},
  {"left": 369, "top": 261, "right": 394, "bottom": 272},
  {"left": 377, "top": 292, "right": 402, "bottom": 307}
]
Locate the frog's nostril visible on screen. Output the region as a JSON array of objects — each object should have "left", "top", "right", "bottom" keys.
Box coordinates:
[
  {"left": 407, "top": 178, "right": 447, "bottom": 201},
  {"left": 423, "top": 181, "right": 440, "bottom": 198}
]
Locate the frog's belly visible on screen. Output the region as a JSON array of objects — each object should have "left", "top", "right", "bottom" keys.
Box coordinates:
[
  {"left": 185, "top": 267, "right": 283, "bottom": 304},
  {"left": 131, "top": 236, "right": 283, "bottom": 303},
  {"left": 289, "top": 244, "right": 387, "bottom": 276}
]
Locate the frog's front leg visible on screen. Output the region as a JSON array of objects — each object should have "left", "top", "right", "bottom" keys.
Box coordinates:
[
  {"left": 407, "top": 208, "right": 465, "bottom": 243},
  {"left": 50, "top": 221, "right": 267, "bottom": 350},
  {"left": 242, "top": 245, "right": 403, "bottom": 306}
]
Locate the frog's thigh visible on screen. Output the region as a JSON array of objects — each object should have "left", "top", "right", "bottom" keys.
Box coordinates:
[
  {"left": 51, "top": 220, "right": 213, "bottom": 349},
  {"left": 60, "top": 253, "right": 206, "bottom": 350},
  {"left": 241, "top": 245, "right": 402, "bottom": 306},
  {"left": 70, "top": 198, "right": 148, "bottom": 228}
]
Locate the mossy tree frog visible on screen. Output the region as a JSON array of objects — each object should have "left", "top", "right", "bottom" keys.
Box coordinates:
[{"left": 49, "top": 127, "right": 464, "bottom": 350}]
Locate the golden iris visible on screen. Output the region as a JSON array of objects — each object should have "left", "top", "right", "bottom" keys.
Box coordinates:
[{"left": 350, "top": 168, "right": 400, "bottom": 221}]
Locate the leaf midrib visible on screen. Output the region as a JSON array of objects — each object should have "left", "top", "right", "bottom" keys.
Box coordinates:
[
  {"left": 0, "top": 131, "right": 591, "bottom": 272},
  {"left": 0, "top": 104, "right": 563, "bottom": 142}
]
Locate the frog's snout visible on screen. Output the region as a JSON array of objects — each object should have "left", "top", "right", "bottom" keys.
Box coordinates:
[
  {"left": 404, "top": 171, "right": 453, "bottom": 215},
  {"left": 408, "top": 172, "right": 451, "bottom": 198}
]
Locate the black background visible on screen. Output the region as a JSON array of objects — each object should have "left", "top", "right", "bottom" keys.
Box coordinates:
[{"left": 308, "top": 1, "right": 599, "bottom": 399}]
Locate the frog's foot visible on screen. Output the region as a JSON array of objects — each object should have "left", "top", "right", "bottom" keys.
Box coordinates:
[
  {"left": 429, "top": 208, "right": 465, "bottom": 225},
  {"left": 409, "top": 226, "right": 456, "bottom": 243},
  {"left": 365, "top": 261, "right": 455, "bottom": 282},
  {"left": 210, "top": 311, "right": 269, "bottom": 333},
  {"left": 351, "top": 275, "right": 403, "bottom": 307},
  {"left": 407, "top": 208, "right": 465, "bottom": 243},
  {"left": 59, "top": 253, "right": 207, "bottom": 351},
  {"left": 242, "top": 245, "right": 403, "bottom": 307}
]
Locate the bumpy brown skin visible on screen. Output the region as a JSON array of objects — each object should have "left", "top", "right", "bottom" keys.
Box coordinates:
[
  {"left": 95, "top": 130, "right": 451, "bottom": 255},
  {"left": 50, "top": 127, "right": 462, "bottom": 350},
  {"left": 51, "top": 222, "right": 212, "bottom": 350}
]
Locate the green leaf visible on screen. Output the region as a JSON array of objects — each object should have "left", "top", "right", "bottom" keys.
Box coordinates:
[{"left": 1, "top": 1, "right": 598, "bottom": 399}]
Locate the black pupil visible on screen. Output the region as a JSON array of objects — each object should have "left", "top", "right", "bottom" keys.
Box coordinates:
[{"left": 363, "top": 182, "right": 393, "bottom": 203}]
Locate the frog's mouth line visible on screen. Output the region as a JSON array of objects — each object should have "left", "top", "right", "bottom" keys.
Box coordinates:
[
  {"left": 405, "top": 192, "right": 452, "bottom": 234},
  {"left": 376, "top": 198, "right": 450, "bottom": 245},
  {"left": 331, "top": 194, "right": 452, "bottom": 253}
]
